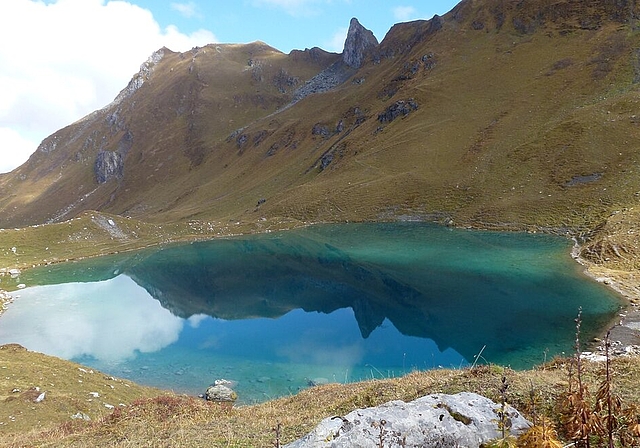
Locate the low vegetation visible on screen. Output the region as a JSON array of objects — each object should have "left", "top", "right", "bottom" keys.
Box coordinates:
[{"left": 0, "top": 341, "right": 638, "bottom": 447}]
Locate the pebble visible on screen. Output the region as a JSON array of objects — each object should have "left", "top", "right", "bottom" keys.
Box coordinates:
[{"left": 71, "top": 412, "right": 91, "bottom": 421}]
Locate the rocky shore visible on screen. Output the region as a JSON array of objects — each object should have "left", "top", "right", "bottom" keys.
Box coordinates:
[
  {"left": 0, "top": 267, "right": 21, "bottom": 318},
  {"left": 0, "top": 289, "right": 13, "bottom": 317},
  {"left": 580, "top": 264, "right": 640, "bottom": 358},
  {"left": 568, "top": 236, "right": 640, "bottom": 356}
]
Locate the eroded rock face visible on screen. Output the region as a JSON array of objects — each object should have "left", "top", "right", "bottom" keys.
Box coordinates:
[
  {"left": 342, "top": 18, "right": 379, "bottom": 69},
  {"left": 112, "top": 48, "right": 165, "bottom": 106},
  {"left": 284, "top": 392, "right": 531, "bottom": 448},
  {"left": 94, "top": 150, "right": 124, "bottom": 184},
  {"left": 378, "top": 99, "right": 419, "bottom": 123}
]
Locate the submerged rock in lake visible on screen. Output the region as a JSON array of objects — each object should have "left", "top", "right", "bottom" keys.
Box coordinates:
[
  {"left": 284, "top": 392, "right": 531, "bottom": 448},
  {"left": 307, "top": 377, "right": 329, "bottom": 387},
  {"left": 214, "top": 378, "right": 238, "bottom": 388}
]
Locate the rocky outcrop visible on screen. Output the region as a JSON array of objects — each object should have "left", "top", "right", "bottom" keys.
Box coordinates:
[
  {"left": 37, "top": 135, "right": 59, "bottom": 154},
  {"left": 292, "top": 61, "right": 354, "bottom": 102},
  {"left": 111, "top": 48, "right": 165, "bottom": 106},
  {"left": 342, "top": 18, "right": 379, "bottom": 69},
  {"left": 94, "top": 150, "right": 124, "bottom": 184},
  {"left": 378, "top": 99, "right": 419, "bottom": 123},
  {"left": 290, "top": 18, "right": 377, "bottom": 102},
  {"left": 311, "top": 123, "right": 330, "bottom": 138},
  {"left": 284, "top": 392, "right": 531, "bottom": 448},
  {"left": 204, "top": 380, "right": 238, "bottom": 403},
  {"left": 273, "top": 68, "right": 300, "bottom": 93}
]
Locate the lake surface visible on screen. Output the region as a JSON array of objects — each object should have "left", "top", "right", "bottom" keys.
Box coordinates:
[{"left": 0, "top": 223, "right": 624, "bottom": 403}]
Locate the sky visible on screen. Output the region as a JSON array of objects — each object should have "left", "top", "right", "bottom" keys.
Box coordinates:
[{"left": 0, "top": 0, "right": 461, "bottom": 173}]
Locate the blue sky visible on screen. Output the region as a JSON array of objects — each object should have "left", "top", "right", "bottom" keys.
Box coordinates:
[
  {"left": 0, "top": 0, "right": 460, "bottom": 173},
  {"left": 133, "top": 0, "right": 461, "bottom": 53}
]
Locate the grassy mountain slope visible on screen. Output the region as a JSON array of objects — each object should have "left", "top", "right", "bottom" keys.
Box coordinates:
[
  {"left": 0, "top": 42, "right": 339, "bottom": 227},
  {"left": 2, "top": 0, "right": 640, "bottom": 241}
]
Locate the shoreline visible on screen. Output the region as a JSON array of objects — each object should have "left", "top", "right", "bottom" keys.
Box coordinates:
[
  {"left": 0, "top": 290, "right": 12, "bottom": 317},
  {"left": 581, "top": 266, "right": 640, "bottom": 352},
  {"left": 2, "top": 222, "right": 639, "bottom": 359},
  {"left": 571, "top": 239, "right": 640, "bottom": 355}
]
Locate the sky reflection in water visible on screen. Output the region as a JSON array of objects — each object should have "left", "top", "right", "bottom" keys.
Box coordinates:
[
  {"left": 1, "top": 273, "right": 465, "bottom": 401},
  {"left": 0, "top": 276, "right": 184, "bottom": 362},
  {"left": 0, "top": 223, "right": 625, "bottom": 402}
]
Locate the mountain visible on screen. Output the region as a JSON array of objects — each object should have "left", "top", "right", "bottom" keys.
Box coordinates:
[{"left": 2, "top": 0, "right": 640, "bottom": 250}]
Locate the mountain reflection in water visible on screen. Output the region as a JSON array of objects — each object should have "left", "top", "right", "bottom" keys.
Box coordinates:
[{"left": 0, "top": 223, "right": 624, "bottom": 400}]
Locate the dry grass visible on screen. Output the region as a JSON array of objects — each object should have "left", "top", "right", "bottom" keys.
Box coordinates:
[{"left": 0, "top": 343, "right": 638, "bottom": 447}]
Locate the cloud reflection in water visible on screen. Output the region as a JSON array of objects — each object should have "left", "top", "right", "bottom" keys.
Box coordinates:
[
  {"left": 276, "top": 321, "right": 365, "bottom": 367},
  {"left": 0, "top": 275, "right": 183, "bottom": 363}
]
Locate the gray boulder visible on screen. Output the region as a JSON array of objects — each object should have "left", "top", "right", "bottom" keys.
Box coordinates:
[
  {"left": 284, "top": 392, "right": 531, "bottom": 448},
  {"left": 205, "top": 384, "right": 237, "bottom": 403}
]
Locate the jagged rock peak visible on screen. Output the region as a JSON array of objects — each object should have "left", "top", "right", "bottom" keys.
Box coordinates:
[
  {"left": 342, "top": 17, "right": 379, "bottom": 69},
  {"left": 111, "top": 47, "right": 167, "bottom": 106}
]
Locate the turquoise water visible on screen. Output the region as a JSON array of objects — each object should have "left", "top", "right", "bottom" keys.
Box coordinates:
[{"left": 0, "top": 223, "right": 624, "bottom": 403}]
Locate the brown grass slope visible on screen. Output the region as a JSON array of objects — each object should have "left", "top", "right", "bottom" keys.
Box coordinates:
[
  {"left": 1, "top": 344, "right": 639, "bottom": 447},
  {"left": 2, "top": 0, "right": 640, "bottom": 239},
  {"left": 0, "top": 344, "right": 162, "bottom": 438},
  {"left": 0, "top": 42, "right": 339, "bottom": 227}
]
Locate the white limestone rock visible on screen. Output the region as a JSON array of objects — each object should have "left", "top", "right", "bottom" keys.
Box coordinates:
[
  {"left": 284, "top": 392, "right": 531, "bottom": 448},
  {"left": 205, "top": 384, "right": 237, "bottom": 402}
]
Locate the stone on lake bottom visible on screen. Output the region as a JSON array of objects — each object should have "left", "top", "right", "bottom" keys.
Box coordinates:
[{"left": 214, "top": 378, "right": 238, "bottom": 388}]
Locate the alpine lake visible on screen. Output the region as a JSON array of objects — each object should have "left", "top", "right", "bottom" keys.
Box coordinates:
[{"left": 0, "top": 222, "right": 625, "bottom": 403}]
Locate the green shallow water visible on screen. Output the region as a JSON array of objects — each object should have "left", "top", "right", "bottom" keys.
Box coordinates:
[{"left": 0, "top": 223, "right": 625, "bottom": 403}]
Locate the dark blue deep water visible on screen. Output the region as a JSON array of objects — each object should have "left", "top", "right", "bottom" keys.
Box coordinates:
[{"left": 0, "top": 223, "right": 624, "bottom": 402}]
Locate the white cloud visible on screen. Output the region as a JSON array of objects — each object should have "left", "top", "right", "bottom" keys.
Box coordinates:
[
  {"left": 171, "top": 1, "right": 199, "bottom": 18},
  {"left": 0, "top": 0, "right": 217, "bottom": 173},
  {"left": 324, "top": 27, "right": 348, "bottom": 53},
  {"left": 0, "top": 128, "right": 38, "bottom": 173},
  {"left": 393, "top": 5, "right": 417, "bottom": 21},
  {"left": 253, "top": 0, "right": 324, "bottom": 17},
  {"left": 187, "top": 313, "right": 209, "bottom": 328}
]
